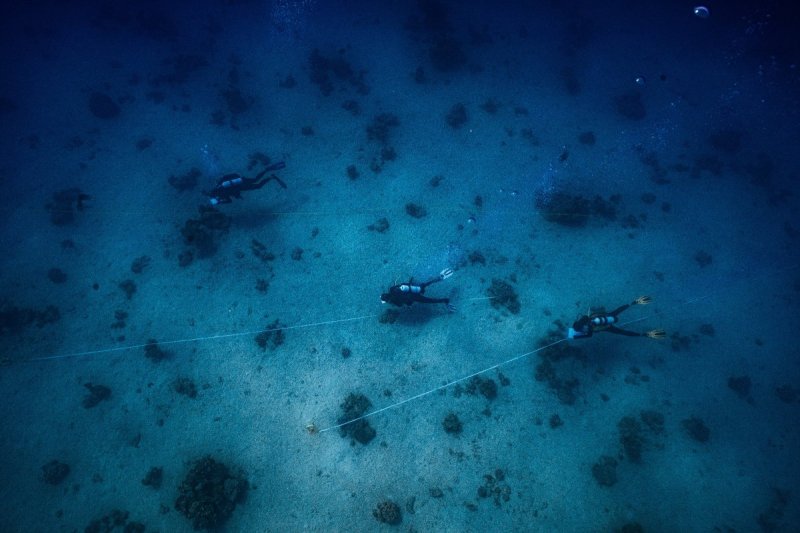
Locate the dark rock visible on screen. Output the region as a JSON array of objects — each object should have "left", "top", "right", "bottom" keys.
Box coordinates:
[
  {"left": 379, "top": 309, "right": 400, "bottom": 324},
  {"left": 1, "top": 304, "right": 62, "bottom": 334},
  {"left": 136, "top": 137, "right": 152, "bottom": 150},
  {"left": 775, "top": 384, "right": 798, "bottom": 403},
  {"left": 405, "top": 203, "right": 427, "bottom": 218},
  {"left": 591, "top": 195, "right": 619, "bottom": 221},
  {"left": 380, "top": 146, "right": 396, "bottom": 162},
  {"left": 144, "top": 339, "right": 169, "bottom": 362},
  {"left": 442, "top": 412, "right": 462, "bottom": 434},
  {"left": 479, "top": 378, "right": 497, "bottom": 400},
  {"left": 373, "top": 500, "right": 402, "bottom": 525},
  {"left": 84, "top": 509, "right": 132, "bottom": 533},
  {"left": 727, "top": 375, "right": 751, "bottom": 399},
  {"left": 476, "top": 469, "right": 512, "bottom": 506},
  {"left": 549, "top": 414, "right": 563, "bottom": 428},
  {"left": 368, "top": 217, "right": 390, "bottom": 233},
  {"left": 42, "top": 460, "right": 70, "bottom": 485},
  {"left": 468, "top": 250, "right": 486, "bottom": 265},
  {"left": 45, "top": 188, "right": 91, "bottom": 226},
  {"left": 694, "top": 250, "right": 713, "bottom": 267},
  {"left": 119, "top": 279, "right": 137, "bottom": 300},
  {"left": 222, "top": 88, "right": 251, "bottom": 115},
  {"left": 255, "top": 319, "right": 285, "bottom": 351},
  {"left": 618, "top": 416, "right": 644, "bottom": 462},
  {"left": 89, "top": 92, "right": 120, "bottom": 119},
  {"left": 173, "top": 377, "right": 197, "bottom": 398},
  {"left": 534, "top": 358, "right": 581, "bottom": 406},
  {"left": 48, "top": 268, "right": 68, "bottom": 284},
  {"left": 308, "top": 48, "right": 368, "bottom": 96},
  {"left": 130, "top": 255, "right": 151, "bottom": 274},
  {"left": 178, "top": 250, "right": 194, "bottom": 267},
  {"left": 480, "top": 99, "right": 499, "bottom": 114},
  {"left": 682, "top": 416, "right": 710, "bottom": 442},
  {"left": 487, "top": 278, "right": 520, "bottom": 314},
  {"left": 82, "top": 382, "right": 111, "bottom": 408},
  {"left": 142, "top": 466, "right": 163, "bottom": 489},
  {"left": 537, "top": 192, "right": 590, "bottom": 227},
  {"left": 169, "top": 167, "right": 201, "bottom": 192},
  {"left": 578, "top": 131, "right": 596, "bottom": 145},
  {"left": 757, "top": 487, "right": 791, "bottom": 533},
  {"left": 341, "top": 99, "right": 360, "bottom": 115},
  {"left": 175, "top": 456, "right": 248, "bottom": 531},
  {"left": 445, "top": 103, "right": 468, "bottom": 129},
  {"left": 279, "top": 75, "right": 296, "bottom": 88},
  {"left": 181, "top": 207, "right": 231, "bottom": 258},
  {"left": 429, "top": 35, "right": 466, "bottom": 72},
  {"left": 698, "top": 323, "right": 715, "bottom": 336},
  {"left": 0, "top": 96, "right": 18, "bottom": 114},
  {"left": 641, "top": 192, "right": 656, "bottom": 204},
  {"left": 250, "top": 239, "right": 275, "bottom": 262},
  {"left": 614, "top": 90, "right": 646, "bottom": 120},
  {"left": 640, "top": 410, "right": 665, "bottom": 434},
  {"left": 338, "top": 393, "right": 376, "bottom": 445},
  {"left": 366, "top": 113, "right": 399, "bottom": 144},
  {"left": 708, "top": 129, "right": 742, "bottom": 154},
  {"left": 591, "top": 455, "right": 617, "bottom": 486}
]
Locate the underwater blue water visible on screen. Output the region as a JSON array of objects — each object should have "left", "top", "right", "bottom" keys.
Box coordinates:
[{"left": 0, "top": 1, "right": 799, "bottom": 531}]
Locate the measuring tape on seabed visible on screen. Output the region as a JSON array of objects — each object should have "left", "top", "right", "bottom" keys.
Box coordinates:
[
  {"left": 310, "top": 261, "right": 800, "bottom": 434},
  {"left": 7, "top": 262, "right": 799, "bottom": 433}
]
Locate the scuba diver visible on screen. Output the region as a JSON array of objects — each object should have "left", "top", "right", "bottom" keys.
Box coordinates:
[
  {"left": 203, "top": 161, "right": 287, "bottom": 206},
  {"left": 567, "top": 296, "right": 665, "bottom": 340},
  {"left": 381, "top": 268, "right": 456, "bottom": 312}
]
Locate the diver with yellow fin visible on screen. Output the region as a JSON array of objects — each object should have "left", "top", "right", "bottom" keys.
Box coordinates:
[{"left": 567, "top": 296, "right": 665, "bottom": 340}]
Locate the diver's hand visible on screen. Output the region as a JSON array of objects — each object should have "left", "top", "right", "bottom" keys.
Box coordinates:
[
  {"left": 446, "top": 303, "right": 457, "bottom": 313},
  {"left": 439, "top": 268, "right": 454, "bottom": 280}
]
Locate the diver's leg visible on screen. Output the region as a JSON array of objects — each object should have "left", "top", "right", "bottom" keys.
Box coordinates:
[
  {"left": 265, "top": 174, "right": 287, "bottom": 189},
  {"left": 244, "top": 170, "right": 270, "bottom": 190},
  {"left": 416, "top": 296, "right": 449, "bottom": 305},
  {"left": 605, "top": 325, "right": 641, "bottom": 337},
  {"left": 609, "top": 304, "right": 631, "bottom": 318},
  {"left": 265, "top": 161, "right": 286, "bottom": 172},
  {"left": 419, "top": 268, "right": 454, "bottom": 289}
]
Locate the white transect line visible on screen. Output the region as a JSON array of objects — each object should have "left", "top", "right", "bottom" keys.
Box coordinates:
[
  {"left": 317, "top": 337, "right": 567, "bottom": 433},
  {"left": 23, "top": 314, "right": 377, "bottom": 362}
]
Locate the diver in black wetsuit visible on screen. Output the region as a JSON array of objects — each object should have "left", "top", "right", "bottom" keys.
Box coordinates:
[
  {"left": 567, "top": 296, "right": 665, "bottom": 339},
  {"left": 203, "top": 161, "right": 287, "bottom": 206},
  {"left": 381, "top": 268, "right": 456, "bottom": 312}
]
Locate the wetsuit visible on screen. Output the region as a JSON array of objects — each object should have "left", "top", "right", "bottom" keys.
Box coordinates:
[
  {"left": 569, "top": 303, "right": 641, "bottom": 339},
  {"left": 381, "top": 275, "right": 451, "bottom": 308},
  {"left": 205, "top": 162, "right": 286, "bottom": 205}
]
